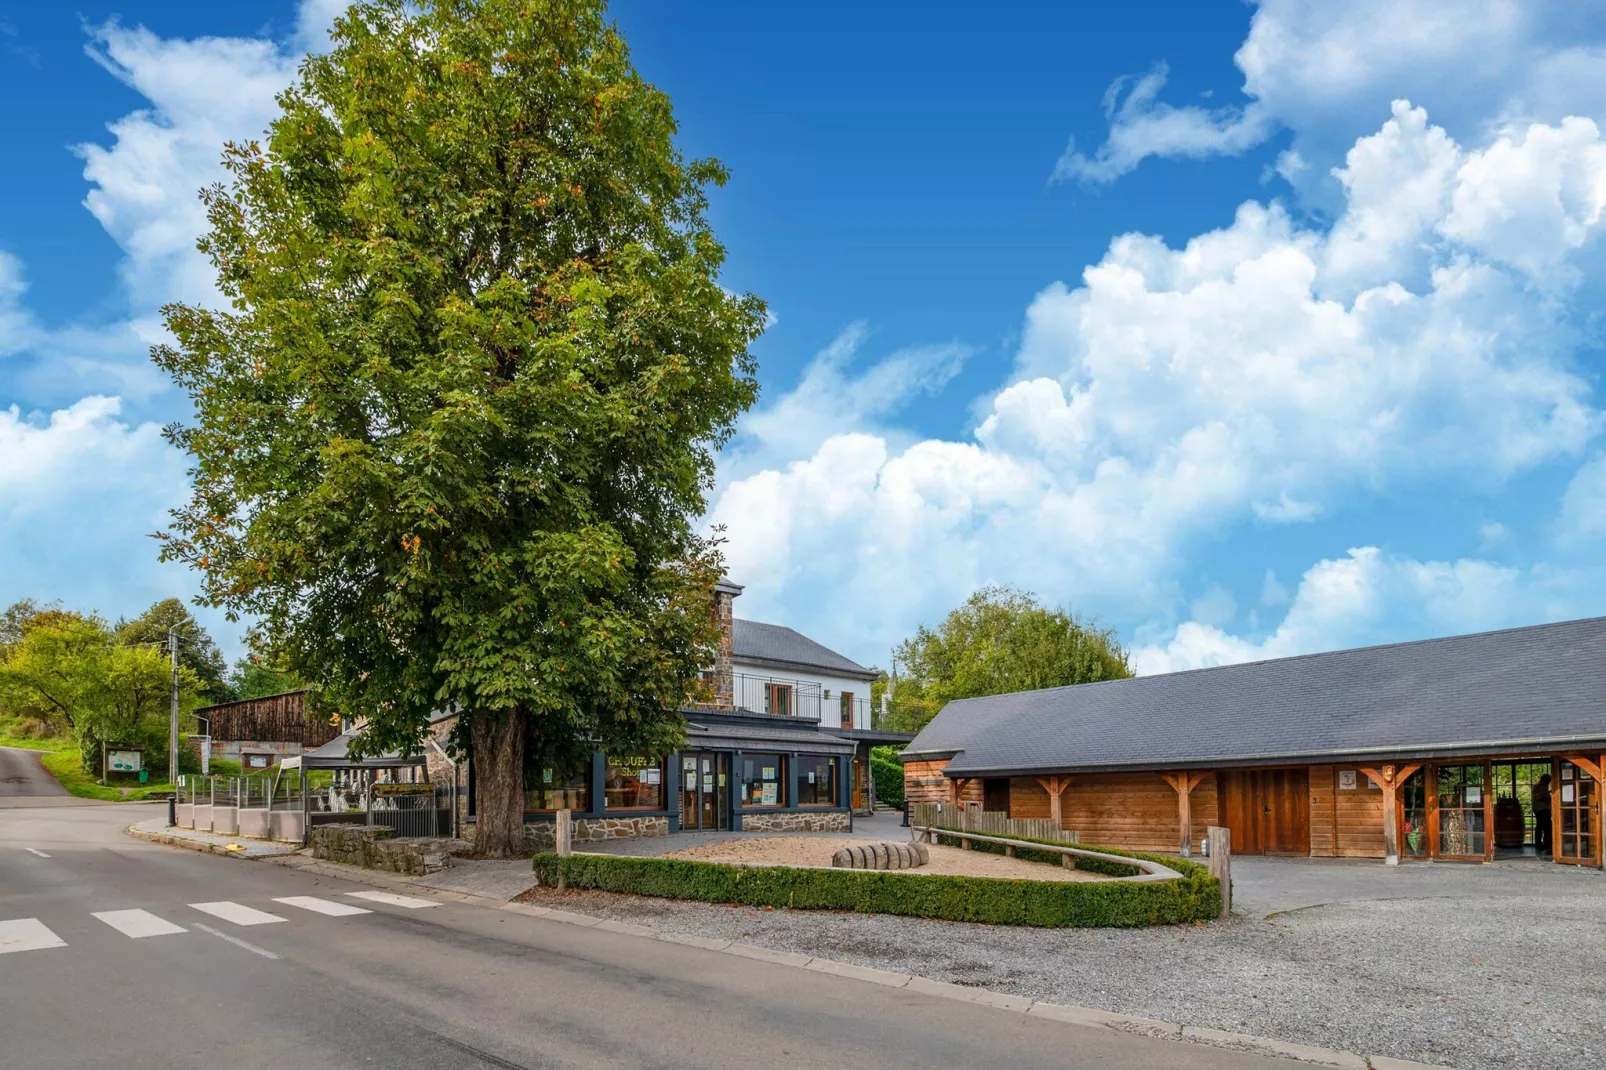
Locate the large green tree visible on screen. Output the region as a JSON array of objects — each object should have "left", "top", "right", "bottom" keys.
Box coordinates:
[
  {"left": 886, "top": 586, "right": 1131, "bottom": 732},
  {"left": 0, "top": 614, "right": 202, "bottom": 772},
  {"left": 115, "top": 598, "right": 231, "bottom": 702},
  {"left": 154, "top": 0, "right": 762, "bottom": 856}
]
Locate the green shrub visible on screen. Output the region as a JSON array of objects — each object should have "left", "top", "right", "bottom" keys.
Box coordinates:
[
  {"left": 870, "top": 750, "right": 905, "bottom": 809},
  {"left": 532, "top": 848, "right": 1220, "bottom": 928}
]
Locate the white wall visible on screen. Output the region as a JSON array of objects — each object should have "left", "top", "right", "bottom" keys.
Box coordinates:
[{"left": 730, "top": 659, "right": 874, "bottom": 729}]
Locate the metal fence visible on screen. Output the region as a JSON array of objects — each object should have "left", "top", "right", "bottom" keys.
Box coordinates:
[
  {"left": 366, "top": 787, "right": 452, "bottom": 838},
  {"left": 910, "top": 802, "right": 1079, "bottom": 844}
]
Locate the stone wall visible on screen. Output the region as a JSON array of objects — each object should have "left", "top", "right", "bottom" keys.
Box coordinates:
[
  {"left": 518, "top": 814, "right": 671, "bottom": 852},
  {"left": 309, "top": 824, "right": 457, "bottom": 875},
  {"left": 740, "top": 810, "right": 852, "bottom": 833}
]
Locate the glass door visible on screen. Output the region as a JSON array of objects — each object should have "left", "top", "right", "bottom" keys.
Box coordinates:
[
  {"left": 1431, "top": 763, "right": 1490, "bottom": 860},
  {"left": 680, "top": 753, "right": 729, "bottom": 832},
  {"left": 1555, "top": 759, "right": 1600, "bottom": 866}
]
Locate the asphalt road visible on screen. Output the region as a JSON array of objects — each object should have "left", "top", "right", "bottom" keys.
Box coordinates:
[
  {"left": 0, "top": 800, "right": 1307, "bottom": 1069},
  {"left": 0, "top": 745, "right": 69, "bottom": 800}
]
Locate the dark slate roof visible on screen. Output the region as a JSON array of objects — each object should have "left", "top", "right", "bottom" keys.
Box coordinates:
[
  {"left": 732, "top": 619, "right": 877, "bottom": 680},
  {"left": 909, "top": 617, "right": 1606, "bottom": 776}
]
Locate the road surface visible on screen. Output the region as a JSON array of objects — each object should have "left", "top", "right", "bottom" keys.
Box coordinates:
[
  {"left": 0, "top": 745, "right": 70, "bottom": 801},
  {"left": 0, "top": 798, "right": 1306, "bottom": 1069}
]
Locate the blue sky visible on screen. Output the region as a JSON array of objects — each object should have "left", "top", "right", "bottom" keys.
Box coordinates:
[{"left": 4, "top": 0, "right": 1606, "bottom": 673}]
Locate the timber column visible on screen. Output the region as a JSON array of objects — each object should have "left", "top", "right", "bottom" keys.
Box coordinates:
[{"left": 1357, "top": 763, "right": 1421, "bottom": 866}]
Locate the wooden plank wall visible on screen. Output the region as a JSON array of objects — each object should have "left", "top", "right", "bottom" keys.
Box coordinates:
[
  {"left": 903, "top": 759, "right": 983, "bottom": 807},
  {"left": 1010, "top": 773, "right": 1218, "bottom": 853},
  {"left": 197, "top": 691, "right": 339, "bottom": 747},
  {"left": 1308, "top": 764, "right": 1385, "bottom": 858}
]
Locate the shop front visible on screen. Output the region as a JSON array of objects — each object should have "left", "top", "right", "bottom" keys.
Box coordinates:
[
  {"left": 515, "top": 718, "right": 859, "bottom": 845},
  {"left": 1394, "top": 755, "right": 1601, "bottom": 865}
]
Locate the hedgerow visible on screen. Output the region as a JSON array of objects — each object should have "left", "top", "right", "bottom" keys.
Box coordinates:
[{"left": 531, "top": 847, "right": 1220, "bottom": 927}]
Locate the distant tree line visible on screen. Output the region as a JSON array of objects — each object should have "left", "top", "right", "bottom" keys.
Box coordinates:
[{"left": 0, "top": 596, "right": 301, "bottom": 773}]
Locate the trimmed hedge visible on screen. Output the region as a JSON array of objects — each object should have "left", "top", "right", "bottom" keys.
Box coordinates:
[
  {"left": 532, "top": 848, "right": 1221, "bottom": 928},
  {"left": 870, "top": 752, "right": 905, "bottom": 809}
]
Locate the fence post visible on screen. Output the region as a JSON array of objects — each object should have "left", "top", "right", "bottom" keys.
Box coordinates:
[
  {"left": 1206, "top": 825, "right": 1232, "bottom": 921},
  {"left": 555, "top": 807, "right": 571, "bottom": 891}
]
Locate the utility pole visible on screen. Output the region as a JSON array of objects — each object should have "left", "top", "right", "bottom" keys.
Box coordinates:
[{"left": 168, "top": 628, "right": 180, "bottom": 788}]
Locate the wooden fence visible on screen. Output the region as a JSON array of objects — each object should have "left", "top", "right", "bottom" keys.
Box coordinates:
[{"left": 910, "top": 802, "right": 1079, "bottom": 844}]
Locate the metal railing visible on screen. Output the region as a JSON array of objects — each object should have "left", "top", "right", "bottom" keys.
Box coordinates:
[
  {"left": 731, "top": 672, "right": 822, "bottom": 720},
  {"left": 366, "top": 787, "right": 451, "bottom": 838}
]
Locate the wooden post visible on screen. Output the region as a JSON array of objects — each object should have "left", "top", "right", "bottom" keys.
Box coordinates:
[
  {"left": 1161, "top": 772, "right": 1206, "bottom": 857},
  {"left": 555, "top": 807, "right": 572, "bottom": 890},
  {"left": 1358, "top": 763, "right": 1419, "bottom": 866},
  {"left": 1034, "top": 775, "right": 1072, "bottom": 834},
  {"left": 1206, "top": 825, "right": 1231, "bottom": 921}
]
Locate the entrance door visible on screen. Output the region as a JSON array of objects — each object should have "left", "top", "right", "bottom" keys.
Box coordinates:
[
  {"left": 679, "top": 753, "right": 730, "bottom": 832},
  {"left": 1220, "top": 769, "right": 1310, "bottom": 855},
  {"left": 1554, "top": 759, "right": 1600, "bottom": 867}
]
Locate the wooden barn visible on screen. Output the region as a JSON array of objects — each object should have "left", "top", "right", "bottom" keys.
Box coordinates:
[
  {"left": 902, "top": 618, "right": 1606, "bottom": 868},
  {"left": 194, "top": 690, "right": 340, "bottom": 770}
]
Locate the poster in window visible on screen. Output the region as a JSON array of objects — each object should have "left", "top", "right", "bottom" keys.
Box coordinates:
[
  {"left": 760, "top": 783, "right": 778, "bottom": 806},
  {"left": 642, "top": 767, "right": 660, "bottom": 786},
  {"left": 807, "top": 771, "right": 815, "bottom": 784},
  {"left": 1338, "top": 770, "right": 1356, "bottom": 790},
  {"left": 702, "top": 775, "right": 714, "bottom": 792},
  {"left": 1465, "top": 785, "right": 1481, "bottom": 805},
  {"left": 1562, "top": 766, "right": 1574, "bottom": 780},
  {"left": 762, "top": 766, "right": 776, "bottom": 780},
  {"left": 1562, "top": 784, "right": 1575, "bottom": 804}
]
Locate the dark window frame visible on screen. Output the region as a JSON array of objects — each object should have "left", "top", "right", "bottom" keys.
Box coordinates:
[
  {"left": 739, "top": 752, "right": 787, "bottom": 808},
  {"left": 604, "top": 754, "right": 670, "bottom": 812},
  {"left": 795, "top": 755, "right": 838, "bottom": 807}
]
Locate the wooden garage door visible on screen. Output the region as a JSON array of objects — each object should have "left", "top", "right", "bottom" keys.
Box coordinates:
[{"left": 1220, "top": 769, "right": 1310, "bottom": 856}]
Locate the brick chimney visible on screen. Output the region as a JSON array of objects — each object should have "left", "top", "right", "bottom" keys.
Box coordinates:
[{"left": 711, "top": 579, "right": 742, "bottom": 706}]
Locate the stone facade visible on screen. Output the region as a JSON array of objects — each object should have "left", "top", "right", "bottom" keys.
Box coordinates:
[
  {"left": 710, "top": 581, "right": 739, "bottom": 705},
  {"left": 739, "top": 809, "right": 852, "bottom": 833},
  {"left": 517, "top": 814, "right": 671, "bottom": 852},
  {"left": 309, "top": 824, "right": 460, "bottom": 875}
]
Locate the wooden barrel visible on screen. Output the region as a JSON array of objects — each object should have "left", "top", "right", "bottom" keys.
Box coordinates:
[{"left": 1494, "top": 796, "right": 1526, "bottom": 848}]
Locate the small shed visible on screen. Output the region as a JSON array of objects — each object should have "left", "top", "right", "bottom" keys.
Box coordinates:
[{"left": 194, "top": 690, "right": 340, "bottom": 768}]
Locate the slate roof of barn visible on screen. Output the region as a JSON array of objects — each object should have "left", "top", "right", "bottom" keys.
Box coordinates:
[{"left": 905, "top": 617, "right": 1606, "bottom": 776}]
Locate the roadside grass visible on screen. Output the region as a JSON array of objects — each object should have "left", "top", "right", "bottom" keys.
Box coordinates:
[{"left": 1, "top": 722, "right": 174, "bottom": 801}]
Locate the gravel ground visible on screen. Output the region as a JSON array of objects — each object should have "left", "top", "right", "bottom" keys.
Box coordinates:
[
  {"left": 660, "top": 834, "right": 1101, "bottom": 881},
  {"left": 517, "top": 883, "right": 1606, "bottom": 1069}
]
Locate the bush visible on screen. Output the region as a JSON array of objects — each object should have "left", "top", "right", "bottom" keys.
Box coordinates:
[
  {"left": 870, "top": 750, "right": 905, "bottom": 809},
  {"left": 532, "top": 848, "right": 1220, "bottom": 928}
]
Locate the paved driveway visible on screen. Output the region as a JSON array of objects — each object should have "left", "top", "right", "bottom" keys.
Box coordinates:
[{"left": 530, "top": 849, "right": 1605, "bottom": 1070}]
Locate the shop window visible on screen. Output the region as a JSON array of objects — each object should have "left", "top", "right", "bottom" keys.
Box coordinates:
[
  {"left": 605, "top": 754, "right": 667, "bottom": 810},
  {"left": 795, "top": 756, "right": 837, "bottom": 807},
  {"left": 525, "top": 757, "right": 590, "bottom": 812},
  {"left": 740, "top": 753, "right": 786, "bottom": 807}
]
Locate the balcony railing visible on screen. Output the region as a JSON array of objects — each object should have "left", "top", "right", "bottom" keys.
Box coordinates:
[{"left": 732, "top": 672, "right": 821, "bottom": 720}]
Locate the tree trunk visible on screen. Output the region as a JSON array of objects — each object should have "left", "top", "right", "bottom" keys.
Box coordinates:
[{"left": 471, "top": 708, "right": 526, "bottom": 859}]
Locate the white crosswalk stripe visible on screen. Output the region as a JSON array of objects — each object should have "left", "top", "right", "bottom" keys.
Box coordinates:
[
  {"left": 0, "top": 918, "right": 66, "bottom": 954},
  {"left": 189, "top": 901, "right": 286, "bottom": 926},
  {"left": 346, "top": 890, "right": 439, "bottom": 909},
  {"left": 273, "top": 896, "right": 372, "bottom": 917},
  {"left": 93, "top": 909, "right": 187, "bottom": 939}
]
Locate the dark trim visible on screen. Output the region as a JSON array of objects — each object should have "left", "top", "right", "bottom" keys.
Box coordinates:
[
  {"left": 835, "top": 728, "right": 917, "bottom": 744},
  {"left": 732, "top": 654, "right": 878, "bottom": 683}
]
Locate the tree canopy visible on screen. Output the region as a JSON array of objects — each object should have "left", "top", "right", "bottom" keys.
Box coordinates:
[
  {"left": 0, "top": 612, "right": 202, "bottom": 771},
  {"left": 154, "top": 0, "right": 763, "bottom": 855},
  {"left": 885, "top": 586, "right": 1131, "bottom": 732},
  {"left": 115, "top": 598, "right": 230, "bottom": 702}
]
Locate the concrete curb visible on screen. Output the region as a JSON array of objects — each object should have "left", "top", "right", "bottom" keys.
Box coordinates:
[
  {"left": 125, "top": 823, "right": 292, "bottom": 859},
  {"left": 149, "top": 839, "right": 1453, "bottom": 1069}
]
